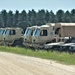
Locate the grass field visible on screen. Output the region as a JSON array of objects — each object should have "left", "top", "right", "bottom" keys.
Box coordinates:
[{"left": 0, "top": 46, "right": 75, "bottom": 65}]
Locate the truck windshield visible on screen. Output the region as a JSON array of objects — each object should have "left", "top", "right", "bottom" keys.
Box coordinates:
[
  {"left": 33, "top": 29, "right": 40, "bottom": 36},
  {"left": 24, "top": 28, "right": 31, "bottom": 36},
  {"left": 0, "top": 29, "right": 3, "bottom": 35},
  {"left": 4, "top": 29, "right": 9, "bottom": 36}
]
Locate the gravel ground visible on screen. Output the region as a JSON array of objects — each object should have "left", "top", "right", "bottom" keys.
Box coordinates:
[{"left": 0, "top": 52, "right": 75, "bottom": 75}]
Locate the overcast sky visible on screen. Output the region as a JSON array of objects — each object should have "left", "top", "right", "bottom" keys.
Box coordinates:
[{"left": 0, "top": 0, "right": 75, "bottom": 13}]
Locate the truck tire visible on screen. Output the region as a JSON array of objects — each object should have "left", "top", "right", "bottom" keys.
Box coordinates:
[{"left": 12, "top": 40, "right": 22, "bottom": 47}]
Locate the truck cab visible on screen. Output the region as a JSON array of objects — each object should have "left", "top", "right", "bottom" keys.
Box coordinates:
[
  {"left": 3, "top": 27, "right": 23, "bottom": 46},
  {"left": 32, "top": 25, "right": 55, "bottom": 49},
  {"left": 23, "top": 26, "right": 38, "bottom": 47}
]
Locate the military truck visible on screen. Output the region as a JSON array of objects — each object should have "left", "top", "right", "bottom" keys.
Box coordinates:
[
  {"left": 45, "top": 23, "right": 75, "bottom": 51},
  {"left": 3, "top": 27, "right": 23, "bottom": 46},
  {"left": 0, "top": 28, "right": 5, "bottom": 44},
  {"left": 32, "top": 24, "right": 55, "bottom": 49},
  {"left": 23, "top": 26, "right": 39, "bottom": 47}
]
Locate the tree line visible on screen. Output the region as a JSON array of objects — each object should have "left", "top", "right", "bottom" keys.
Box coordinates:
[{"left": 0, "top": 9, "right": 75, "bottom": 29}]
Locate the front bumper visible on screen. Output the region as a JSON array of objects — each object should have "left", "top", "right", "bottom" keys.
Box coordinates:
[
  {"left": 23, "top": 42, "right": 32, "bottom": 47},
  {"left": 32, "top": 43, "right": 44, "bottom": 49},
  {"left": 3, "top": 39, "right": 14, "bottom": 46},
  {"left": 44, "top": 45, "right": 53, "bottom": 49}
]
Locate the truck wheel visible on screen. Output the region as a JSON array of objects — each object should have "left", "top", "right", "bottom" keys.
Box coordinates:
[{"left": 12, "top": 40, "right": 22, "bottom": 47}]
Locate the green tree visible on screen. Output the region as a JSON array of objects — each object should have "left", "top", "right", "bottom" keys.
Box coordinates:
[
  {"left": 13, "top": 10, "right": 19, "bottom": 27},
  {"left": 37, "top": 9, "right": 46, "bottom": 25},
  {"left": 27, "top": 10, "right": 32, "bottom": 26},
  {"left": 56, "top": 9, "right": 65, "bottom": 22},
  {"left": 64, "top": 11, "right": 71, "bottom": 22},
  {"left": 18, "top": 10, "right": 27, "bottom": 28},
  {"left": 0, "top": 14, "right": 3, "bottom": 27},
  {"left": 71, "top": 9, "right": 75, "bottom": 22},
  {"left": 45, "top": 10, "right": 50, "bottom": 23},
  {"left": 50, "top": 10, "right": 56, "bottom": 23},
  {"left": 1, "top": 10, "right": 8, "bottom": 27},
  {"left": 7, "top": 10, "right": 13, "bottom": 27},
  {"left": 31, "top": 9, "right": 37, "bottom": 25},
  {"left": 20, "top": 10, "right": 27, "bottom": 21}
]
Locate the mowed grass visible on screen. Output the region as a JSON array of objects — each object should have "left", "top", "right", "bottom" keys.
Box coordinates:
[{"left": 0, "top": 46, "right": 75, "bottom": 65}]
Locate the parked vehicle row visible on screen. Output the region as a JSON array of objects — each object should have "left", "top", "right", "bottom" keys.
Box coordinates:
[{"left": 0, "top": 23, "right": 75, "bottom": 52}]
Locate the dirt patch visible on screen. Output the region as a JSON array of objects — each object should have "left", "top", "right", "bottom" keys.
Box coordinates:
[{"left": 0, "top": 52, "right": 75, "bottom": 75}]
